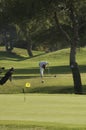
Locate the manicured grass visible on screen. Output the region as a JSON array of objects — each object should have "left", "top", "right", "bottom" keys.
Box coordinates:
[
  {"left": 0, "top": 46, "right": 86, "bottom": 129},
  {"left": 0, "top": 94, "right": 86, "bottom": 130}
]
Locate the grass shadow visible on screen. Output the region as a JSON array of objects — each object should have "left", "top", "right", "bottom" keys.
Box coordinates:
[
  {"left": 50, "top": 65, "right": 86, "bottom": 74},
  {"left": 27, "top": 86, "right": 74, "bottom": 94},
  {"left": 28, "top": 85, "right": 86, "bottom": 94},
  {"left": 0, "top": 51, "right": 28, "bottom": 61},
  {"left": 13, "top": 65, "right": 86, "bottom": 76},
  {"left": 0, "top": 51, "right": 46, "bottom": 61}
]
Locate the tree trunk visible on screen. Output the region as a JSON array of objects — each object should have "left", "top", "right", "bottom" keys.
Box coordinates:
[
  {"left": 69, "top": 1, "right": 83, "bottom": 94},
  {"left": 70, "top": 62, "right": 82, "bottom": 94},
  {"left": 26, "top": 33, "right": 33, "bottom": 57},
  {"left": 25, "top": 31, "right": 33, "bottom": 57},
  {"left": 70, "top": 46, "right": 82, "bottom": 94},
  {"left": 54, "top": 10, "right": 83, "bottom": 94},
  {"left": 27, "top": 41, "right": 33, "bottom": 57},
  {"left": 19, "top": 24, "right": 33, "bottom": 57},
  {"left": 4, "top": 31, "right": 13, "bottom": 52}
]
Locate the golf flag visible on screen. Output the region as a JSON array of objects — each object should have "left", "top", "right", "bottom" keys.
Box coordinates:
[{"left": 25, "top": 82, "right": 31, "bottom": 88}]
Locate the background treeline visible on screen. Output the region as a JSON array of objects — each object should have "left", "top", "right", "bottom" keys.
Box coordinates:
[
  {"left": 0, "top": 0, "right": 86, "bottom": 53},
  {"left": 0, "top": 0, "right": 86, "bottom": 94}
]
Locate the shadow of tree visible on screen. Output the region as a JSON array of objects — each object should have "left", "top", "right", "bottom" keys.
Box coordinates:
[
  {"left": 49, "top": 65, "right": 86, "bottom": 74},
  {"left": 28, "top": 85, "right": 86, "bottom": 94},
  {"left": 14, "top": 65, "right": 86, "bottom": 76},
  {"left": 0, "top": 51, "right": 28, "bottom": 61},
  {"left": 27, "top": 86, "right": 74, "bottom": 94},
  {"left": 14, "top": 68, "right": 39, "bottom": 74},
  {"left": 0, "top": 51, "right": 45, "bottom": 61}
]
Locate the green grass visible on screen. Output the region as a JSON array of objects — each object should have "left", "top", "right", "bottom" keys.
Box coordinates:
[
  {"left": 0, "top": 46, "right": 86, "bottom": 129},
  {"left": 0, "top": 46, "right": 86, "bottom": 94},
  {"left": 0, "top": 94, "right": 86, "bottom": 130}
]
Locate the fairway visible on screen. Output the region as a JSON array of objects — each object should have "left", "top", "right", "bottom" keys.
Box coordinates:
[{"left": 0, "top": 94, "right": 86, "bottom": 129}]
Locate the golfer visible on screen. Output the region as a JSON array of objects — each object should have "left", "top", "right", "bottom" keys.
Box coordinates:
[{"left": 39, "top": 61, "right": 48, "bottom": 78}]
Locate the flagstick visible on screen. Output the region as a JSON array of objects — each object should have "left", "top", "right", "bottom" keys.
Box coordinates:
[{"left": 22, "top": 88, "right": 26, "bottom": 102}]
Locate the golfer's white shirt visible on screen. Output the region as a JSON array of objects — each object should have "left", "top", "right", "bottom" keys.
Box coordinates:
[
  {"left": 39, "top": 61, "right": 48, "bottom": 67},
  {"left": 39, "top": 61, "right": 48, "bottom": 77}
]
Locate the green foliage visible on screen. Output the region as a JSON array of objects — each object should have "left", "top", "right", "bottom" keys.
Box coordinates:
[{"left": 0, "top": 0, "right": 86, "bottom": 50}]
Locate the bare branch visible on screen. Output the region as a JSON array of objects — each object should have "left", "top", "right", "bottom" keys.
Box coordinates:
[{"left": 54, "top": 11, "right": 72, "bottom": 43}]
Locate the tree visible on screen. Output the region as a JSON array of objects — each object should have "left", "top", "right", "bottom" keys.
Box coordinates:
[
  {"left": 0, "top": 0, "right": 34, "bottom": 56},
  {"left": 31, "top": 0, "right": 85, "bottom": 94},
  {"left": 2, "top": 24, "right": 17, "bottom": 52},
  {"left": 19, "top": 23, "right": 33, "bottom": 57},
  {"left": 53, "top": 1, "right": 82, "bottom": 94},
  {"left": 0, "top": 0, "right": 85, "bottom": 93}
]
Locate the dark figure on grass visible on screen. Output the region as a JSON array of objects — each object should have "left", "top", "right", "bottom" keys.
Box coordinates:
[{"left": 0, "top": 67, "right": 14, "bottom": 85}]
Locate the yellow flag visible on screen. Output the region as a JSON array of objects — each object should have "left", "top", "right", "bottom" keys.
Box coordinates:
[{"left": 25, "top": 82, "right": 31, "bottom": 87}]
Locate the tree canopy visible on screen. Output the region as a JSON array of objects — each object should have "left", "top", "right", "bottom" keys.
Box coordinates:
[
  {"left": 0, "top": 0, "right": 86, "bottom": 93},
  {"left": 0, "top": 0, "right": 86, "bottom": 52}
]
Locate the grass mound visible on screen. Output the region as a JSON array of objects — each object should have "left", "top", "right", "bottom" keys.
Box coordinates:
[{"left": 0, "top": 46, "right": 86, "bottom": 94}]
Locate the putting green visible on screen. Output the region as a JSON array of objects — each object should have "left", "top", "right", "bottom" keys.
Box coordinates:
[{"left": 0, "top": 94, "right": 86, "bottom": 125}]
